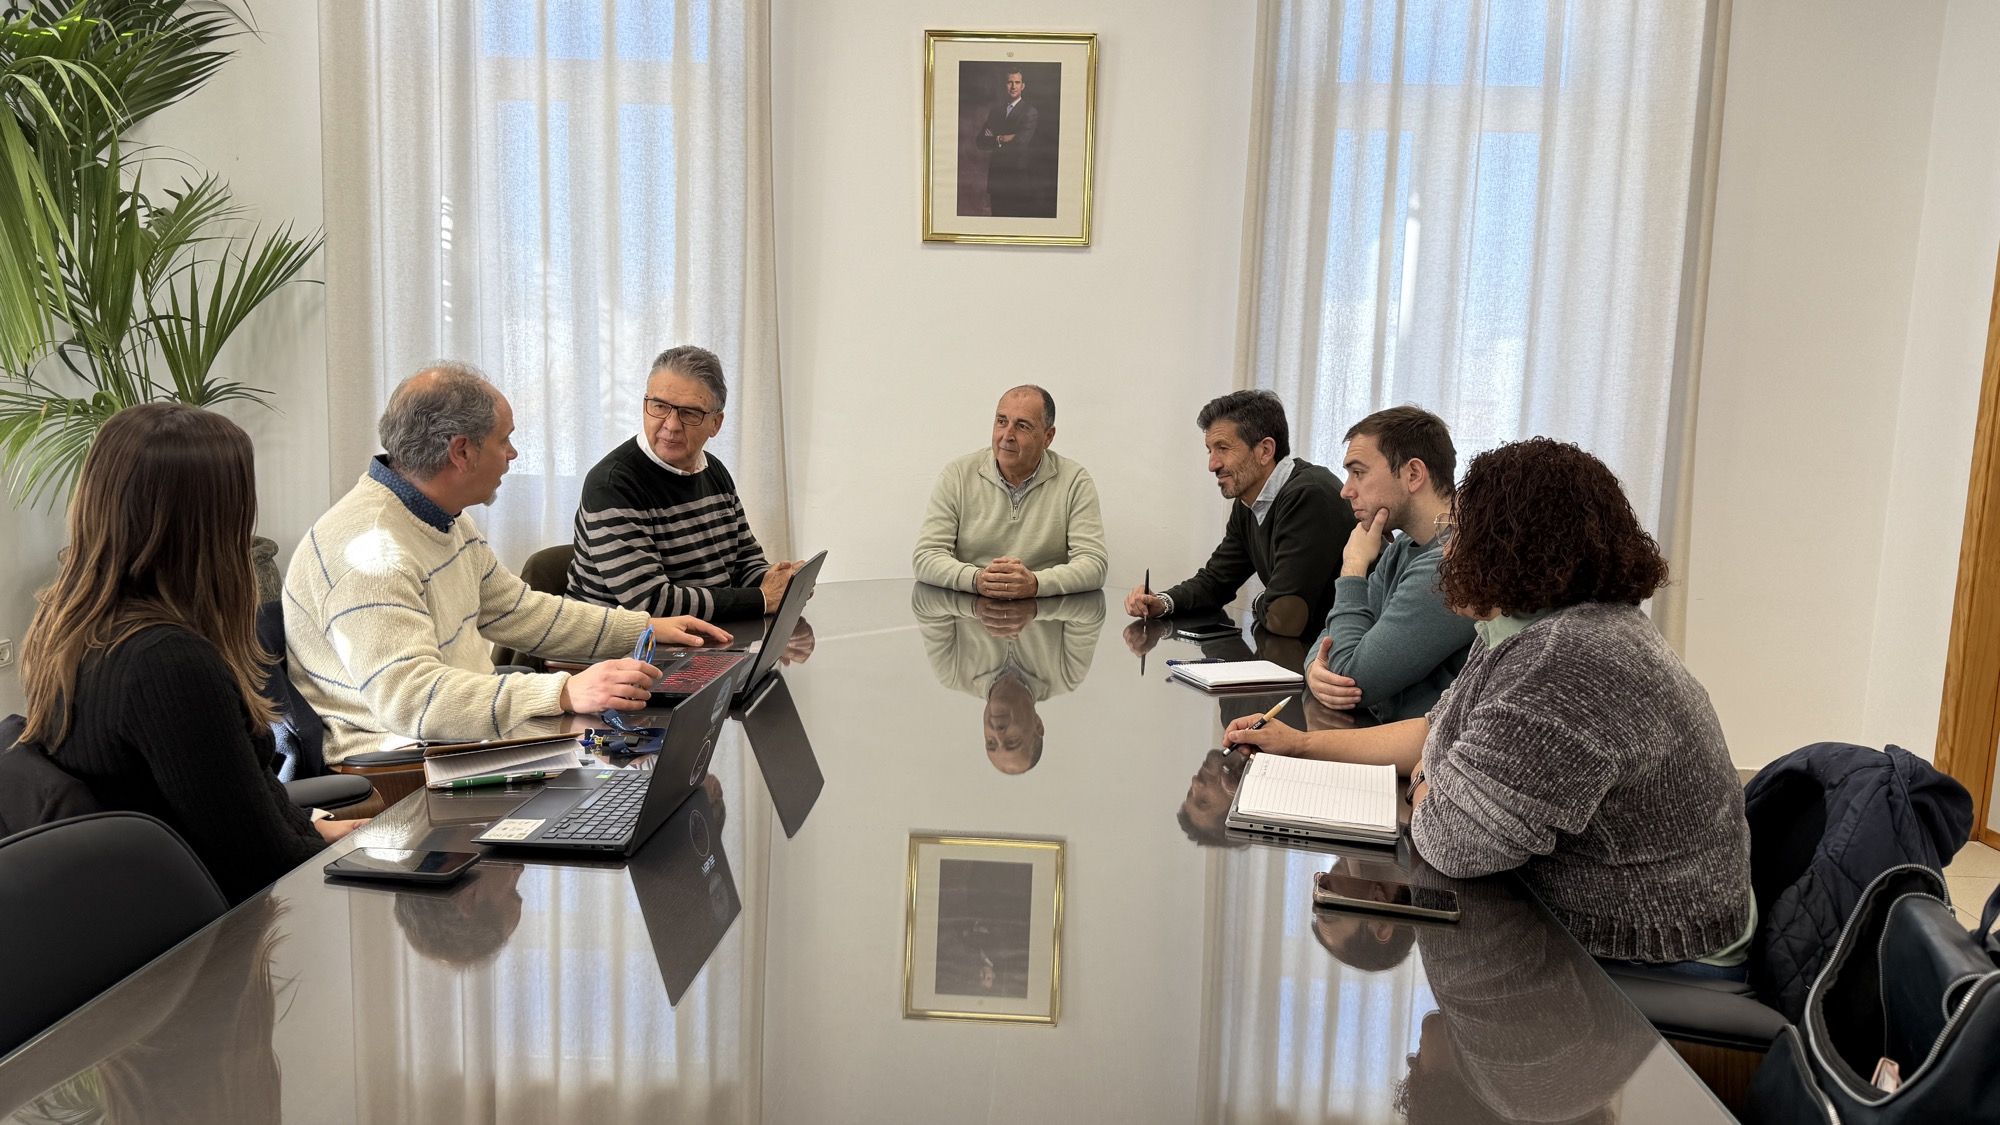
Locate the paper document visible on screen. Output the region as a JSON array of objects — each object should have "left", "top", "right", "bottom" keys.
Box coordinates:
[{"left": 1235, "top": 755, "right": 1398, "bottom": 832}]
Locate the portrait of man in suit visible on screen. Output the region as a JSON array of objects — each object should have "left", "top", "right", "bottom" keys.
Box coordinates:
[{"left": 956, "top": 60, "right": 1061, "bottom": 219}]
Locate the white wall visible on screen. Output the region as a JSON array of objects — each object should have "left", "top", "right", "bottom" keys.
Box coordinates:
[
  {"left": 1861, "top": 1, "right": 2000, "bottom": 757},
  {"left": 1687, "top": 0, "right": 2000, "bottom": 768},
  {"left": 0, "top": 6, "right": 329, "bottom": 717},
  {"left": 772, "top": 0, "right": 1254, "bottom": 594}
]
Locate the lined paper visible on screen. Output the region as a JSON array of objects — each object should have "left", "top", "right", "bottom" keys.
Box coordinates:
[{"left": 1236, "top": 755, "right": 1397, "bottom": 831}]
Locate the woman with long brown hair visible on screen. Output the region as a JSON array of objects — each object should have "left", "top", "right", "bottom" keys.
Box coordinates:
[
  {"left": 1227, "top": 438, "right": 1750, "bottom": 974},
  {"left": 20, "top": 402, "right": 359, "bottom": 903}
]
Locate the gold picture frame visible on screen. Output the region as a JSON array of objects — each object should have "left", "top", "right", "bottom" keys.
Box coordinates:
[
  {"left": 922, "top": 30, "right": 1097, "bottom": 246},
  {"left": 903, "top": 834, "right": 1065, "bottom": 1024}
]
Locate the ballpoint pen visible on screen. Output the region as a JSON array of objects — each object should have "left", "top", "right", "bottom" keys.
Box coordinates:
[
  {"left": 603, "top": 624, "right": 655, "bottom": 732},
  {"left": 1140, "top": 568, "right": 1151, "bottom": 676},
  {"left": 1247, "top": 698, "right": 1287, "bottom": 731}
]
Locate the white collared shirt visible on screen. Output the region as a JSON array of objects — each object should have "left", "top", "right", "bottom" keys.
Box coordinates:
[
  {"left": 1249, "top": 456, "right": 1298, "bottom": 526},
  {"left": 634, "top": 433, "right": 706, "bottom": 476}
]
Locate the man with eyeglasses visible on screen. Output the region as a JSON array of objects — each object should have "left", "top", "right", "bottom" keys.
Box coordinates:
[
  {"left": 913, "top": 385, "right": 1107, "bottom": 600},
  {"left": 1306, "top": 405, "right": 1473, "bottom": 724},
  {"left": 568, "top": 346, "right": 804, "bottom": 622}
]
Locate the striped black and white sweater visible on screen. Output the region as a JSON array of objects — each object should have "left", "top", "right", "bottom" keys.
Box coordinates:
[{"left": 567, "top": 436, "right": 773, "bottom": 621}]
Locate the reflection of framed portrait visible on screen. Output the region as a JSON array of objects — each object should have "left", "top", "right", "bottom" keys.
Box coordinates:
[
  {"left": 903, "top": 834, "right": 1064, "bottom": 1023},
  {"left": 923, "top": 31, "right": 1096, "bottom": 246}
]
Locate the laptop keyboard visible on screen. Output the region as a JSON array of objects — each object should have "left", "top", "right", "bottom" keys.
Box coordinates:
[
  {"left": 654, "top": 650, "right": 743, "bottom": 695},
  {"left": 540, "top": 774, "right": 650, "bottom": 842}
]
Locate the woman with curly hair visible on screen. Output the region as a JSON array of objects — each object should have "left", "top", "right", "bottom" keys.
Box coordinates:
[{"left": 1227, "top": 438, "right": 1751, "bottom": 972}]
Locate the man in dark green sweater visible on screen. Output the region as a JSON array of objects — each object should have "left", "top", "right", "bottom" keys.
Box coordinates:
[
  {"left": 1310, "top": 405, "right": 1475, "bottom": 724},
  {"left": 1124, "top": 390, "right": 1352, "bottom": 638}
]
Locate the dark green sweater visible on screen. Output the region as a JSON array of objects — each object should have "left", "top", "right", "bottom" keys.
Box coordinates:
[{"left": 1162, "top": 460, "right": 1353, "bottom": 637}]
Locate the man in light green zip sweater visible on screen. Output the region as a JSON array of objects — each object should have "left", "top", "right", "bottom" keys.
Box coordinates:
[{"left": 913, "top": 386, "right": 1108, "bottom": 599}]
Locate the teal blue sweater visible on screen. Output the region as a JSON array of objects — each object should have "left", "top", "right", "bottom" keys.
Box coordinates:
[{"left": 1314, "top": 532, "right": 1474, "bottom": 723}]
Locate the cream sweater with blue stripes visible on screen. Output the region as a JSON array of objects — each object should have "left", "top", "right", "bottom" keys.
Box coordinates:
[{"left": 284, "top": 462, "right": 649, "bottom": 762}]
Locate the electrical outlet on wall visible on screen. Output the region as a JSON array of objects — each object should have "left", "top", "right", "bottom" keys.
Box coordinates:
[{"left": 0, "top": 639, "right": 13, "bottom": 668}]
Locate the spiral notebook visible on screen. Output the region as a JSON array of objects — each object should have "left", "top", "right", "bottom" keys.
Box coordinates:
[{"left": 1225, "top": 755, "right": 1400, "bottom": 845}]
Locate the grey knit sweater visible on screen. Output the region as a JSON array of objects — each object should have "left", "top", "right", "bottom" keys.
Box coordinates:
[{"left": 1410, "top": 602, "right": 1751, "bottom": 963}]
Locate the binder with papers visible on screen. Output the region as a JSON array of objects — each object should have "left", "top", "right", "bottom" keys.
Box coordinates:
[
  {"left": 1224, "top": 754, "right": 1401, "bottom": 845},
  {"left": 417, "top": 735, "right": 582, "bottom": 790},
  {"left": 1167, "top": 659, "right": 1304, "bottom": 692}
]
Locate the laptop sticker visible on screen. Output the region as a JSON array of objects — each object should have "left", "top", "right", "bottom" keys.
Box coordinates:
[{"left": 484, "top": 818, "right": 545, "bottom": 842}]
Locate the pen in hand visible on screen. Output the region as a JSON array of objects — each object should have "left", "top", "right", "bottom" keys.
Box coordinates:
[{"left": 1247, "top": 698, "right": 1287, "bottom": 731}]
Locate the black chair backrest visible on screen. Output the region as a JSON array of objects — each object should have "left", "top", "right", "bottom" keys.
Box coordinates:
[
  {"left": 255, "top": 599, "right": 327, "bottom": 780},
  {"left": 0, "top": 811, "right": 228, "bottom": 1056},
  {"left": 492, "top": 544, "right": 575, "bottom": 670}
]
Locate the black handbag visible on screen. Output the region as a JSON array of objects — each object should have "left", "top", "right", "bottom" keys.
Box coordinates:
[{"left": 1747, "top": 863, "right": 2000, "bottom": 1123}]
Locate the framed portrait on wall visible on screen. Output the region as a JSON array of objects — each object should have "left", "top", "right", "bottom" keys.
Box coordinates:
[
  {"left": 903, "top": 834, "right": 1065, "bottom": 1024},
  {"left": 923, "top": 31, "right": 1097, "bottom": 246}
]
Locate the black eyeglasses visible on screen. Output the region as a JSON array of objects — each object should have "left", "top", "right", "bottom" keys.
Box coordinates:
[{"left": 643, "top": 397, "right": 716, "bottom": 427}]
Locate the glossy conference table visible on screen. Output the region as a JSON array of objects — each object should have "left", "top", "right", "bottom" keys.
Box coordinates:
[{"left": 0, "top": 581, "right": 1737, "bottom": 1124}]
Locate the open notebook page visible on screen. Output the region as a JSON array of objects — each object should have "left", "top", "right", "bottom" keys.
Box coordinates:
[{"left": 1236, "top": 755, "right": 1398, "bottom": 831}]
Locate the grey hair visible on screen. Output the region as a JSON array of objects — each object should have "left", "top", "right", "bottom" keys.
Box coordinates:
[
  {"left": 378, "top": 361, "right": 500, "bottom": 479},
  {"left": 650, "top": 345, "right": 727, "bottom": 411},
  {"left": 1003, "top": 384, "right": 1056, "bottom": 428}
]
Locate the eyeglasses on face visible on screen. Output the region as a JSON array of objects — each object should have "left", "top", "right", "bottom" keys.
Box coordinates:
[{"left": 643, "top": 397, "right": 716, "bottom": 427}]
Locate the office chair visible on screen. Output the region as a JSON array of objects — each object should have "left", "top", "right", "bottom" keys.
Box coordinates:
[
  {"left": 491, "top": 543, "right": 576, "bottom": 670},
  {"left": 0, "top": 812, "right": 228, "bottom": 1056},
  {"left": 254, "top": 600, "right": 375, "bottom": 813}
]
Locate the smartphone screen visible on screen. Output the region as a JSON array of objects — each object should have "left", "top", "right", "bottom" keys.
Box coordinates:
[{"left": 330, "top": 848, "right": 481, "bottom": 879}]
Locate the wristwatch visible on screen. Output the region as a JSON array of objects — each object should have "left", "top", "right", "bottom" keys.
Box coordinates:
[{"left": 1154, "top": 592, "right": 1175, "bottom": 618}]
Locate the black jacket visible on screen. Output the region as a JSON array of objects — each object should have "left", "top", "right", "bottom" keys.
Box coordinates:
[{"left": 1744, "top": 741, "right": 1972, "bottom": 1023}]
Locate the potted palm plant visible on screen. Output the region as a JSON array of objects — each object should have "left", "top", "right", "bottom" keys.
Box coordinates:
[{"left": 0, "top": 1, "right": 321, "bottom": 592}]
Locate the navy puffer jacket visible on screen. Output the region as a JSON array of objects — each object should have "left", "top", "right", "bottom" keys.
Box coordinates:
[{"left": 1744, "top": 742, "right": 1972, "bottom": 1024}]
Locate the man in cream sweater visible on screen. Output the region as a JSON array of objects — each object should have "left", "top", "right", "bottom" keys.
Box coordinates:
[
  {"left": 912, "top": 386, "right": 1108, "bottom": 599},
  {"left": 285, "top": 363, "right": 728, "bottom": 762}
]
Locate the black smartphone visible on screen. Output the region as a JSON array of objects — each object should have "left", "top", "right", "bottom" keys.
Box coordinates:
[
  {"left": 324, "top": 848, "right": 482, "bottom": 885},
  {"left": 1174, "top": 621, "right": 1239, "bottom": 642},
  {"left": 1311, "top": 871, "right": 1460, "bottom": 922}
]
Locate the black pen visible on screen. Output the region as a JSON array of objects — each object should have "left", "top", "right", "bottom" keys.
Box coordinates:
[{"left": 1140, "top": 568, "right": 1152, "bottom": 676}]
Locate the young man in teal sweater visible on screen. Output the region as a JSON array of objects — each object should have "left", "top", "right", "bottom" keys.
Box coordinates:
[{"left": 1311, "top": 405, "right": 1475, "bottom": 724}]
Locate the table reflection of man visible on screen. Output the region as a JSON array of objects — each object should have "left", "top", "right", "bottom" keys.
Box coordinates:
[
  {"left": 1178, "top": 748, "right": 1250, "bottom": 847},
  {"left": 913, "top": 586, "right": 1103, "bottom": 774},
  {"left": 1309, "top": 860, "right": 1419, "bottom": 973},
  {"left": 394, "top": 861, "right": 527, "bottom": 969}
]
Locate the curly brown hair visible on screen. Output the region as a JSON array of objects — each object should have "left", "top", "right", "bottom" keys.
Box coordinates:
[{"left": 1436, "top": 438, "right": 1667, "bottom": 617}]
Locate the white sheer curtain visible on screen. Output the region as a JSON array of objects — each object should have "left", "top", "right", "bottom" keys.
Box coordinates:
[
  {"left": 318, "top": 0, "right": 789, "bottom": 569},
  {"left": 1239, "top": 0, "right": 1722, "bottom": 569}
]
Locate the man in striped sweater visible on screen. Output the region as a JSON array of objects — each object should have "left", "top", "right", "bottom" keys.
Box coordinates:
[
  {"left": 568, "top": 346, "right": 804, "bottom": 622},
  {"left": 285, "top": 363, "right": 730, "bottom": 763}
]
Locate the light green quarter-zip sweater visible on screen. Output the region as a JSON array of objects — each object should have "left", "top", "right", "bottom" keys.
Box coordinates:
[{"left": 912, "top": 448, "right": 1108, "bottom": 596}]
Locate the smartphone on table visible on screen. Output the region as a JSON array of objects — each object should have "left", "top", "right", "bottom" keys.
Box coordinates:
[
  {"left": 324, "top": 848, "right": 482, "bottom": 885},
  {"left": 1312, "top": 870, "right": 1460, "bottom": 922},
  {"left": 1173, "top": 620, "right": 1239, "bottom": 642}
]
